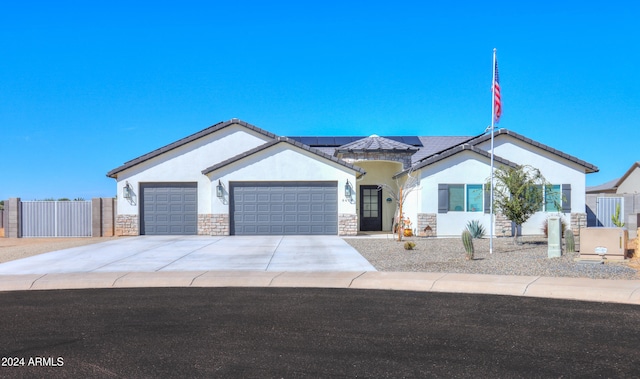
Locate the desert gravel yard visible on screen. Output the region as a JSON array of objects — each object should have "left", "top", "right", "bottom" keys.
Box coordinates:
[
  {"left": 0, "top": 237, "right": 119, "bottom": 264},
  {"left": 345, "top": 236, "right": 640, "bottom": 280}
]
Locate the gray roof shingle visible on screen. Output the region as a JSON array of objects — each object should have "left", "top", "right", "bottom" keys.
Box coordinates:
[{"left": 335, "top": 135, "right": 419, "bottom": 153}]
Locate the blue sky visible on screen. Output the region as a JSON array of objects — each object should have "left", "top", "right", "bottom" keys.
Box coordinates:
[{"left": 1, "top": 1, "right": 638, "bottom": 200}]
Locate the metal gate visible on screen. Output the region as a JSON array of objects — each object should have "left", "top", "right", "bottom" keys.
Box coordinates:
[
  {"left": 21, "top": 201, "right": 92, "bottom": 237},
  {"left": 596, "top": 197, "right": 623, "bottom": 227}
]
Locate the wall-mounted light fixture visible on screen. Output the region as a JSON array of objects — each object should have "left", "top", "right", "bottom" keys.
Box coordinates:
[
  {"left": 123, "top": 181, "right": 133, "bottom": 200},
  {"left": 216, "top": 180, "right": 224, "bottom": 198},
  {"left": 345, "top": 179, "right": 352, "bottom": 197},
  {"left": 386, "top": 197, "right": 393, "bottom": 203}
]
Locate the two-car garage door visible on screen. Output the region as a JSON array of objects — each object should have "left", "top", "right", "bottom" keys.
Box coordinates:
[
  {"left": 231, "top": 181, "right": 338, "bottom": 235},
  {"left": 140, "top": 181, "right": 338, "bottom": 235}
]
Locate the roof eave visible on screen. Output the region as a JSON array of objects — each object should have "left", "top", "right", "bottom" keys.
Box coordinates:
[{"left": 107, "top": 119, "right": 276, "bottom": 179}]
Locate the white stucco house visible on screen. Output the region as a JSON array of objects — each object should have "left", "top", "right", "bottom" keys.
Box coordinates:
[{"left": 107, "top": 119, "right": 598, "bottom": 237}]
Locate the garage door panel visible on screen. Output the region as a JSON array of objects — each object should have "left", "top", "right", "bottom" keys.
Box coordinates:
[
  {"left": 141, "top": 183, "right": 197, "bottom": 235},
  {"left": 232, "top": 182, "right": 338, "bottom": 235}
]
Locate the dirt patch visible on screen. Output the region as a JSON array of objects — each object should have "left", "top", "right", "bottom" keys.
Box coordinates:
[{"left": 0, "top": 237, "right": 119, "bottom": 264}]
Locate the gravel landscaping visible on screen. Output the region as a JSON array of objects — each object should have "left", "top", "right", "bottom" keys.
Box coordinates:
[{"left": 345, "top": 235, "right": 640, "bottom": 280}]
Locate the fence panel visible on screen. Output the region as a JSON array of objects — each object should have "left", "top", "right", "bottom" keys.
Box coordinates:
[
  {"left": 21, "top": 201, "right": 92, "bottom": 237},
  {"left": 596, "top": 197, "right": 623, "bottom": 228}
]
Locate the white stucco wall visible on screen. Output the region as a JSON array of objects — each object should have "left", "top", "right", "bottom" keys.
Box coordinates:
[
  {"left": 204, "top": 143, "right": 358, "bottom": 216},
  {"left": 477, "top": 136, "right": 589, "bottom": 234},
  {"left": 417, "top": 151, "right": 493, "bottom": 236},
  {"left": 113, "top": 125, "right": 272, "bottom": 216}
]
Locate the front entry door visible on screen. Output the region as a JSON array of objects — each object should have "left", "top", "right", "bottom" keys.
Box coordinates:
[{"left": 360, "top": 185, "right": 382, "bottom": 231}]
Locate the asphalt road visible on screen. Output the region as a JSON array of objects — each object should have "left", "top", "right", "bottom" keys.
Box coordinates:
[{"left": 1, "top": 288, "right": 639, "bottom": 378}]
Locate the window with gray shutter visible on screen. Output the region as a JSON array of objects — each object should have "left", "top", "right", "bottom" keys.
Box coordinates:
[
  {"left": 562, "top": 184, "right": 571, "bottom": 213},
  {"left": 438, "top": 184, "right": 448, "bottom": 213}
]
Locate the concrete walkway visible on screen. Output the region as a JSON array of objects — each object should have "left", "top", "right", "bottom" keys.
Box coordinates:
[{"left": 0, "top": 236, "right": 639, "bottom": 305}]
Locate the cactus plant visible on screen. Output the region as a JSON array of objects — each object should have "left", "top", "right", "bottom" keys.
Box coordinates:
[
  {"left": 462, "top": 230, "right": 474, "bottom": 260},
  {"left": 565, "top": 229, "right": 575, "bottom": 253},
  {"left": 404, "top": 241, "right": 416, "bottom": 250}
]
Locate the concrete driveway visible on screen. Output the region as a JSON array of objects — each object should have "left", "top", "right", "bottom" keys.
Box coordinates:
[{"left": 0, "top": 235, "right": 376, "bottom": 275}]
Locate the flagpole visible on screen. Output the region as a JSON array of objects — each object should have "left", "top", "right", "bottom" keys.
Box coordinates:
[{"left": 489, "top": 48, "right": 497, "bottom": 255}]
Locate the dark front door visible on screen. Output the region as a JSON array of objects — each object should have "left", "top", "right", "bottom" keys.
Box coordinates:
[{"left": 360, "top": 185, "right": 382, "bottom": 231}]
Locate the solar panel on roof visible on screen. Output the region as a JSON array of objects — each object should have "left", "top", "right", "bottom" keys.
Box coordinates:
[
  {"left": 334, "top": 136, "right": 359, "bottom": 145},
  {"left": 385, "top": 136, "right": 423, "bottom": 147}
]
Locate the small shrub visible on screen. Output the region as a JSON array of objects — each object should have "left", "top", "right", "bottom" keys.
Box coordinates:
[
  {"left": 404, "top": 241, "right": 416, "bottom": 250},
  {"left": 461, "top": 230, "right": 474, "bottom": 260},
  {"left": 541, "top": 217, "right": 567, "bottom": 237},
  {"left": 466, "top": 220, "right": 486, "bottom": 238},
  {"left": 611, "top": 203, "right": 625, "bottom": 227}
]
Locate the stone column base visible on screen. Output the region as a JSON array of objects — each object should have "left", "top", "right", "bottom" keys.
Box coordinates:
[
  {"left": 495, "top": 213, "right": 511, "bottom": 237},
  {"left": 570, "top": 212, "right": 587, "bottom": 252},
  {"left": 338, "top": 214, "right": 357, "bottom": 236},
  {"left": 417, "top": 213, "right": 437, "bottom": 237},
  {"left": 115, "top": 215, "right": 139, "bottom": 236},
  {"left": 209, "top": 214, "right": 230, "bottom": 236}
]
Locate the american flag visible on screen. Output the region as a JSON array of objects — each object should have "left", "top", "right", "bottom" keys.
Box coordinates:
[{"left": 493, "top": 57, "right": 501, "bottom": 123}]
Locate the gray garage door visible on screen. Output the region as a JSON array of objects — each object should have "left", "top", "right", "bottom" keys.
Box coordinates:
[
  {"left": 231, "top": 181, "right": 338, "bottom": 235},
  {"left": 141, "top": 183, "right": 198, "bottom": 235}
]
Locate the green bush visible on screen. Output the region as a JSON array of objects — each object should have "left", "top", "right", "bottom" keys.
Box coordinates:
[{"left": 404, "top": 241, "right": 416, "bottom": 250}]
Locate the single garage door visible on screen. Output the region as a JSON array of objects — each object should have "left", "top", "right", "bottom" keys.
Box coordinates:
[
  {"left": 231, "top": 181, "right": 338, "bottom": 235},
  {"left": 141, "top": 183, "right": 197, "bottom": 235}
]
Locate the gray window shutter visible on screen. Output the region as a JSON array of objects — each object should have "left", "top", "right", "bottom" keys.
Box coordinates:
[
  {"left": 484, "top": 185, "right": 491, "bottom": 214},
  {"left": 562, "top": 184, "right": 571, "bottom": 213},
  {"left": 438, "top": 184, "right": 448, "bottom": 213}
]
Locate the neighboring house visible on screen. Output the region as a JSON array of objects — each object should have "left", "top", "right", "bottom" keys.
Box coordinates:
[
  {"left": 107, "top": 119, "right": 598, "bottom": 237},
  {"left": 586, "top": 162, "right": 640, "bottom": 236}
]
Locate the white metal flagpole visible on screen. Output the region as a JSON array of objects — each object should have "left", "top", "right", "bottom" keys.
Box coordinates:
[{"left": 489, "top": 48, "right": 497, "bottom": 254}]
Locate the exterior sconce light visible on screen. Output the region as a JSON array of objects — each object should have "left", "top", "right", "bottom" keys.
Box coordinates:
[
  {"left": 345, "top": 180, "right": 352, "bottom": 197},
  {"left": 216, "top": 180, "right": 224, "bottom": 198},
  {"left": 123, "top": 182, "right": 133, "bottom": 200},
  {"left": 386, "top": 197, "right": 393, "bottom": 203}
]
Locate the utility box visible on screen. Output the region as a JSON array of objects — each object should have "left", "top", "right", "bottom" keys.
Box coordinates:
[
  {"left": 580, "top": 228, "right": 628, "bottom": 261},
  {"left": 547, "top": 216, "right": 562, "bottom": 258}
]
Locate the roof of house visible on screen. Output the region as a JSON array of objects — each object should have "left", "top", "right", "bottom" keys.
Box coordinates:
[
  {"left": 466, "top": 129, "right": 599, "bottom": 173},
  {"left": 107, "top": 119, "right": 597, "bottom": 180},
  {"left": 201, "top": 137, "right": 367, "bottom": 176},
  {"left": 288, "top": 136, "right": 423, "bottom": 147},
  {"left": 585, "top": 177, "right": 619, "bottom": 193},
  {"left": 334, "top": 135, "right": 419, "bottom": 153},
  {"left": 393, "top": 144, "right": 519, "bottom": 179},
  {"left": 586, "top": 161, "right": 640, "bottom": 193},
  {"left": 290, "top": 135, "right": 471, "bottom": 163},
  {"left": 107, "top": 119, "right": 276, "bottom": 178}
]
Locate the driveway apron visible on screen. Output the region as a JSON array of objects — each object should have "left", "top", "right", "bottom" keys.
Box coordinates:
[{"left": 0, "top": 236, "right": 376, "bottom": 274}]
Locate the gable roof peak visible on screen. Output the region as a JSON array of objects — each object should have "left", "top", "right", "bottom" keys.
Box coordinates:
[{"left": 107, "top": 118, "right": 276, "bottom": 178}]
